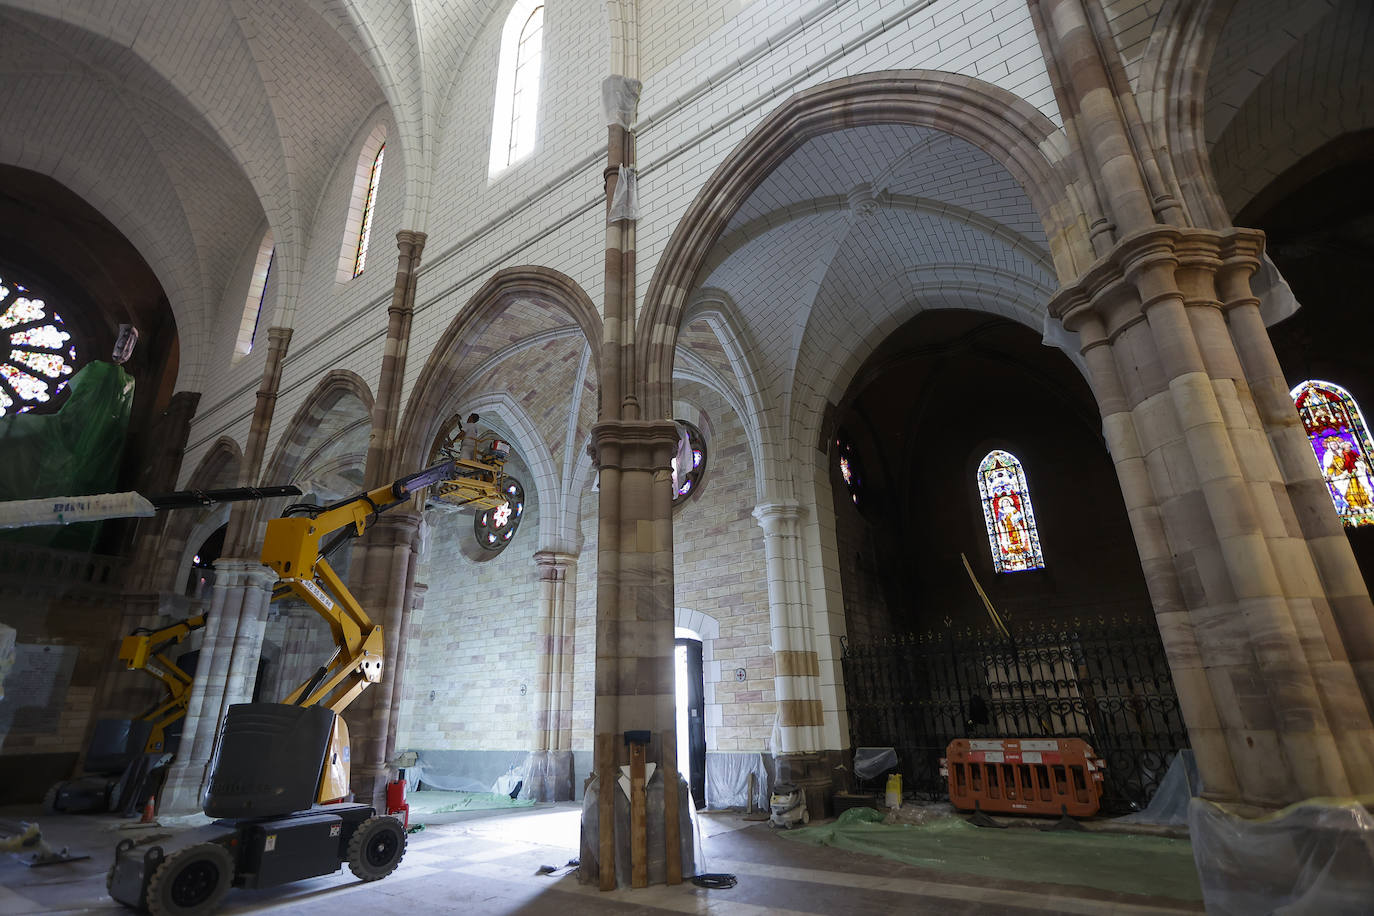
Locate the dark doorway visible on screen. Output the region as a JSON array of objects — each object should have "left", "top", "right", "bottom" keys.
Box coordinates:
[{"left": 674, "top": 637, "right": 706, "bottom": 808}]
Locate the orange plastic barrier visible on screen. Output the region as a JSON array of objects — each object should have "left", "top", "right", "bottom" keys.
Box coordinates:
[{"left": 941, "top": 737, "right": 1104, "bottom": 818}]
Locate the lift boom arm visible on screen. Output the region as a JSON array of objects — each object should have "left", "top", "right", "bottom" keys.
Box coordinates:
[
  {"left": 117, "top": 614, "right": 206, "bottom": 753},
  {"left": 259, "top": 461, "right": 457, "bottom": 714}
]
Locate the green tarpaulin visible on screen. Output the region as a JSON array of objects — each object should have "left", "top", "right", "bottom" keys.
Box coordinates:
[
  {"left": 0, "top": 361, "right": 134, "bottom": 550},
  {"left": 780, "top": 807, "right": 1202, "bottom": 901}
]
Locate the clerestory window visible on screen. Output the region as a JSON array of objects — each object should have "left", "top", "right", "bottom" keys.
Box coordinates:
[{"left": 489, "top": 1, "right": 545, "bottom": 177}]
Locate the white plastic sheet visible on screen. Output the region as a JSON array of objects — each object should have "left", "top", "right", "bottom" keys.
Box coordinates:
[
  {"left": 1188, "top": 795, "right": 1374, "bottom": 914},
  {"left": 601, "top": 75, "right": 641, "bottom": 128},
  {"left": 608, "top": 165, "right": 639, "bottom": 222},
  {"left": 580, "top": 769, "right": 702, "bottom": 887},
  {"left": 854, "top": 747, "right": 898, "bottom": 781},
  {"left": 704, "top": 751, "right": 768, "bottom": 810},
  {"left": 0, "top": 491, "right": 154, "bottom": 528}
]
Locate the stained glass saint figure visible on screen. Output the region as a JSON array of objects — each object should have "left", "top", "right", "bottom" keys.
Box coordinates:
[
  {"left": 1291, "top": 380, "right": 1374, "bottom": 527},
  {"left": 977, "top": 450, "right": 1045, "bottom": 573}
]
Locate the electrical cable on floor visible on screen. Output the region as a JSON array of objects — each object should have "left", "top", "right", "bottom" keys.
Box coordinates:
[{"left": 689, "top": 873, "right": 738, "bottom": 889}]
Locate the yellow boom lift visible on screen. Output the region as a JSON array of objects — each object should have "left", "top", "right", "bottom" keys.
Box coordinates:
[{"left": 110, "top": 431, "right": 517, "bottom": 916}]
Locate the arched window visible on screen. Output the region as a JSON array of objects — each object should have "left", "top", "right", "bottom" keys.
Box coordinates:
[
  {"left": 0, "top": 272, "right": 77, "bottom": 415},
  {"left": 671, "top": 420, "right": 707, "bottom": 506},
  {"left": 1291, "top": 380, "right": 1374, "bottom": 527},
  {"left": 338, "top": 126, "right": 387, "bottom": 282},
  {"left": 488, "top": 1, "right": 545, "bottom": 176},
  {"left": 977, "top": 449, "right": 1045, "bottom": 573},
  {"left": 235, "top": 234, "right": 273, "bottom": 359},
  {"left": 353, "top": 143, "right": 384, "bottom": 277}
]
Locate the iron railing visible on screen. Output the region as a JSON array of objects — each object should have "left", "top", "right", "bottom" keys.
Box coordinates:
[{"left": 841, "top": 616, "right": 1188, "bottom": 815}]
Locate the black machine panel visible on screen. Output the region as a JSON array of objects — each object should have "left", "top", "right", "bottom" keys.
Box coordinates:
[
  {"left": 239, "top": 812, "right": 344, "bottom": 889},
  {"left": 86, "top": 718, "right": 153, "bottom": 774},
  {"left": 204, "top": 703, "right": 335, "bottom": 819}
]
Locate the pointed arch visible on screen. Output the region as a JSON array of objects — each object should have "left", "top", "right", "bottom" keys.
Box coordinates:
[
  {"left": 1291, "top": 380, "right": 1374, "bottom": 528},
  {"left": 141, "top": 436, "right": 243, "bottom": 592},
  {"left": 395, "top": 266, "right": 600, "bottom": 478},
  {"left": 977, "top": 449, "right": 1045, "bottom": 573},
  {"left": 263, "top": 369, "right": 375, "bottom": 487},
  {"left": 637, "top": 70, "right": 1082, "bottom": 422}
]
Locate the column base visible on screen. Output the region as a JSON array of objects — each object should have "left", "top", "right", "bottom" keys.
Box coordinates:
[
  {"left": 528, "top": 750, "right": 576, "bottom": 801},
  {"left": 772, "top": 750, "right": 845, "bottom": 819},
  {"left": 159, "top": 756, "right": 210, "bottom": 816}
]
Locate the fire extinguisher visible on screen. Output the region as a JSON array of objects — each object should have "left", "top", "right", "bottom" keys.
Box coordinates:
[{"left": 385, "top": 770, "right": 410, "bottom": 829}]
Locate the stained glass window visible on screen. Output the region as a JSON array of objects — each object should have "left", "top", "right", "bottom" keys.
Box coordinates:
[
  {"left": 352, "top": 143, "right": 384, "bottom": 277},
  {"left": 671, "top": 420, "right": 707, "bottom": 505},
  {"left": 1291, "top": 380, "right": 1374, "bottom": 527},
  {"left": 836, "top": 438, "right": 862, "bottom": 504},
  {"left": 475, "top": 477, "right": 525, "bottom": 551},
  {"left": 0, "top": 274, "right": 76, "bottom": 415},
  {"left": 977, "top": 450, "right": 1045, "bottom": 573}
]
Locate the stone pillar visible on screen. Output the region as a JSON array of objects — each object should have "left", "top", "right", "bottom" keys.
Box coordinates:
[
  {"left": 1051, "top": 227, "right": 1374, "bottom": 806},
  {"left": 530, "top": 550, "right": 577, "bottom": 801},
  {"left": 365, "top": 230, "right": 426, "bottom": 487},
  {"left": 347, "top": 512, "right": 422, "bottom": 808},
  {"left": 160, "top": 327, "right": 291, "bottom": 814},
  {"left": 752, "top": 502, "right": 836, "bottom": 816},
  {"left": 588, "top": 418, "right": 683, "bottom": 886},
  {"left": 1215, "top": 235, "right": 1374, "bottom": 709},
  {"left": 160, "top": 560, "right": 276, "bottom": 813}
]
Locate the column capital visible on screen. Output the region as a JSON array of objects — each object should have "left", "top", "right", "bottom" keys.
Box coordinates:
[
  {"left": 395, "top": 229, "right": 427, "bottom": 257},
  {"left": 534, "top": 549, "right": 578, "bottom": 571},
  {"left": 590, "top": 419, "right": 678, "bottom": 472},
  {"left": 212, "top": 557, "right": 278, "bottom": 590},
  {"left": 752, "top": 501, "right": 806, "bottom": 535}
]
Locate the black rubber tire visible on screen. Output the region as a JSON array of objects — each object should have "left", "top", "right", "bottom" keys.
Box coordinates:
[
  {"left": 43, "top": 782, "right": 63, "bottom": 813},
  {"left": 145, "top": 842, "right": 234, "bottom": 916},
  {"left": 346, "top": 816, "right": 406, "bottom": 882}
]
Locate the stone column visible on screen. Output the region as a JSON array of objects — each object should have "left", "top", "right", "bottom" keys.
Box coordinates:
[
  {"left": 1051, "top": 227, "right": 1374, "bottom": 806},
  {"left": 588, "top": 419, "right": 683, "bottom": 886},
  {"left": 160, "top": 560, "right": 276, "bottom": 813},
  {"left": 160, "top": 327, "right": 291, "bottom": 814},
  {"left": 530, "top": 550, "right": 577, "bottom": 801},
  {"left": 365, "top": 230, "right": 426, "bottom": 487},
  {"left": 1215, "top": 234, "right": 1374, "bottom": 708},
  {"left": 347, "top": 511, "right": 422, "bottom": 808},
  {"left": 752, "top": 502, "right": 835, "bottom": 816}
]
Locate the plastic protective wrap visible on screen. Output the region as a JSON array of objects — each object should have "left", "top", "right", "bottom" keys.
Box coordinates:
[
  {"left": 0, "top": 361, "right": 134, "bottom": 549},
  {"left": 608, "top": 165, "right": 639, "bottom": 222},
  {"left": 1115, "top": 750, "right": 1199, "bottom": 827},
  {"left": 704, "top": 751, "right": 768, "bottom": 810},
  {"left": 853, "top": 747, "right": 899, "bottom": 781},
  {"left": 1188, "top": 795, "right": 1374, "bottom": 915},
  {"left": 580, "top": 769, "right": 702, "bottom": 887},
  {"left": 601, "top": 75, "right": 641, "bottom": 128},
  {"left": 403, "top": 750, "right": 531, "bottom": 797}
]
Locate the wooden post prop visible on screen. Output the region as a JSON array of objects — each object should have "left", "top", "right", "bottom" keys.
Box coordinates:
[{"left": 627, "top": 731, "right": 649, "bottom": 888}]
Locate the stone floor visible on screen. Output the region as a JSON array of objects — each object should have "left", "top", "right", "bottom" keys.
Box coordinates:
[{"left": 0, "top": 803, "right": 1203, "bottom": 914}]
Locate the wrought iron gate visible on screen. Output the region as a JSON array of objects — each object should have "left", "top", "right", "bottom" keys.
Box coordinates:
[{"left": 841, "top": 616, "right": 1188, "bottom": 814}]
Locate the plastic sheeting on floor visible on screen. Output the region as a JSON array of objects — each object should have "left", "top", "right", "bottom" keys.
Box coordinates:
[
  {"left": 407, "top": 789, "right": 534, "bottom": 816},
  {"left": 780, "top": 807, "right": 1202, "bottom": 901},
  {"left": 1188, "top": 794, "right": 1374, "bottom": 915}
]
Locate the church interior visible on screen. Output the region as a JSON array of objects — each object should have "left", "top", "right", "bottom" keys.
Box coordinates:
[{"left": 1, "top": 1, "right": 1372, "bottom": 913}]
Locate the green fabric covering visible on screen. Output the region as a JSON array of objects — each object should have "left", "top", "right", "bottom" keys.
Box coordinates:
[
  {"left": 0, "top": 361, "right": 135, "bottom": 550},
  {"left": 780, "top": 811, "right": 1202, "bottom": 901},
  {"left": 407, "top": 790, "right": 536, "bottom": 816}
]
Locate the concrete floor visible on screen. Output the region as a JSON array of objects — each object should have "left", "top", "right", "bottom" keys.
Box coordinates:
[{"left": 0, "top": 804, "right": 1203, "bottom": 915}]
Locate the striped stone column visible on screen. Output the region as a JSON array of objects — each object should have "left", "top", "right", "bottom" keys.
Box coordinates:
[
  {"left": 347, "top": 511, "right": 422, "bottom": 809},
  {"left": 752, "top": 502, "right": 823, "bottom": 754},
  {"left": 530, "top": 550, "right": 577, "bottom": 801},
  {"left": 160, "top": 327, "right": 291, "bottom": 814},
  {"left": 365, "top": 230, "right": 426, "bottom": 487},
  {"left": 160, "top": 560, "right": 276, "bottom": 813}
]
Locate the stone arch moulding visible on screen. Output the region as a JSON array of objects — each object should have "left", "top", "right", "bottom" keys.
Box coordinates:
[
  {"left": 261, "top": 369, "right": 375, "bottom": 488},
  {"left": 637, "top": 69, "right": 1082, "bottom": 422},
  {"left": 394, "top": 266, "right": 601, "bottom": 478},
  {"left": 145, "top": 436, "right": 242, "bottom": 593}
]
